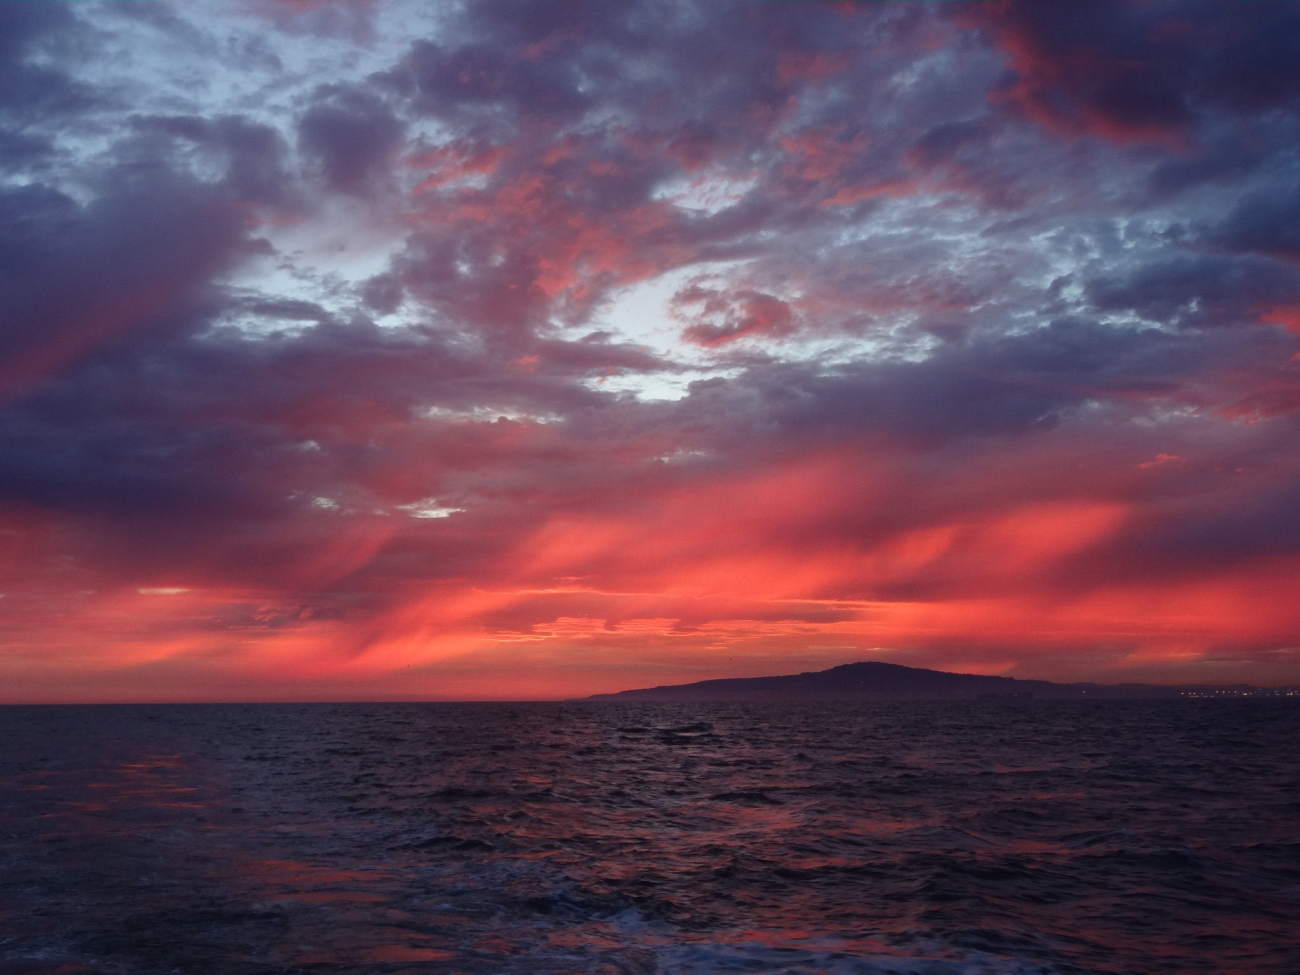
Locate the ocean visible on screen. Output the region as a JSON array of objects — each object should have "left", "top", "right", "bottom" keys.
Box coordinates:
[{"left": 1, "top": 701, "right": 1296, "bottom": 974}]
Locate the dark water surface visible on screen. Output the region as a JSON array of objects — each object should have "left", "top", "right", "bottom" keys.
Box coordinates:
[{"left": 1, "top": 702, "right": 1297, "bottom": 975}]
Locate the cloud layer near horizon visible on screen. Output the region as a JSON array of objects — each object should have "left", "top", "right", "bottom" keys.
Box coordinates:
[{"left": 3, "top": 0, "right": 1300, "bottom": 700}]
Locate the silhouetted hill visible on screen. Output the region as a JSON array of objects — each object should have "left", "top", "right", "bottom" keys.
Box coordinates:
[{"left": 586, "top": 661, "right": 1295, "bottom": 702}]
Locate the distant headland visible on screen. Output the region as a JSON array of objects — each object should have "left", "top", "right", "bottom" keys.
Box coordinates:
[{"left": 586, "top": 661, "right": 1299, "bottom": 702}]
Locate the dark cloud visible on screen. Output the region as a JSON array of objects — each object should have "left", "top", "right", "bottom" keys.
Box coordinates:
[
  {"left": 1210, "top": 185, "right": 1300, "bottom": 264},
  {"left": 1145, "top": 134, "right": 1268, "bottom": 198},
  {"left": 907, "top": 119, "right": 988, "bottom": 168},
  {"left": 671, "top": 318, "right": 1201, "bottom": 450},
  {"left": 360, "top": 274, "right": 403, "bottom": 315},
  {"left": 298, "top": 85, "right": 405, "bottom": 195},
  {"left": 967, "top": 0, "right": 1300, "bottom": 141},
  {"left": 1085, "top": 255, "right": 1300, "bottom": 330},
  {"left": 136, "top": 114, "right": 294, "bottom": 207},
  {"left": 1139, "top": 478, "right": 1300, "bottom": 569},
  {"left": 398, "top": 39, "right": 591, "bottom": 123},
  {"left": 0, "top": 2, "right": 92, "bottom": 120},
  {"left": 0, "top": 170, "right": 252, "bottom": 398},
  {"left": 0, "top": 127, "right": 51, "bottom": 170}
]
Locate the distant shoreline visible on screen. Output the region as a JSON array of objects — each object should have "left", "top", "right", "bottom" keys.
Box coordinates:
[{"left": 584, "top": 660, "right": 1300, "bottom": 703}]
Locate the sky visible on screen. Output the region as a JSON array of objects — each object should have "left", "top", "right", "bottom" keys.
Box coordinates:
[{"left": 3, "top": 0, "right": 1300, "bottom": 702}]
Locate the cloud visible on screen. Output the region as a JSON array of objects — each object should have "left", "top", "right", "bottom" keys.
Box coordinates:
[
  {"left": 135, "top": 114, "right": 295, "bottom": 207},
  {"left": 677, "top": 287, "right": 796, "bottom": 346},
  {"left": 1085, "top": 255, "right": 1300, "bottom": 330},
  {"left": 0, "top": 2, "right": 93, "bottom": 120},
  {"left": 0, "top": 172, "right": 253, "bottom": 399},
  {"left": 1210, "top": 185, "right": 1300, "bottom": 264},
  {"left": 2, "top": 0, "right": 1300, "bottom": 698},
  {"left": 966, "top": 1, "right": 1300, "bottom": 143},
  {"left": 298, "top": 85, "right": 405, "bottom": 195}
]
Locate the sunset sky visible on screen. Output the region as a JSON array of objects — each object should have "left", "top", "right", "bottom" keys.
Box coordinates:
[{"left": 3, "top": 1, "right": 1300, "bottom": 701}]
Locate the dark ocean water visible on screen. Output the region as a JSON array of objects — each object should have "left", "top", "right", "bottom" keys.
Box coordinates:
[{"left": 0, "top": 701, "right": 1297, "bottom": 975}]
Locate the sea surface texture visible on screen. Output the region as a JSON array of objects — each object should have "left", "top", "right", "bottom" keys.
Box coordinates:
[{"left": 1, "top": 701, "right": 1297, "bottom": 975}]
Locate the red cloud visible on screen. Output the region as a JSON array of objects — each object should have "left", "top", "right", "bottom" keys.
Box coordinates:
[{"left": 677, "top": 287, "right": 796, "bottom": 346}]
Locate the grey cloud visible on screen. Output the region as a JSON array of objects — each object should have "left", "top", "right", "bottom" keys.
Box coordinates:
[
  {"left": 298, "top": 85, "right": 405, "bottom": 195},
  {"left": 134, "top": 114, "right": 294, "bottom": 206},
  {"left": 1210, "top": 185, "right": 1300, "bottom": 264},
  {"left": 0, "top": 169, "right": 252, "bottom": 397},
  {"left": 1086, "top": 254, "right": 1300, "bottom": 329}
]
